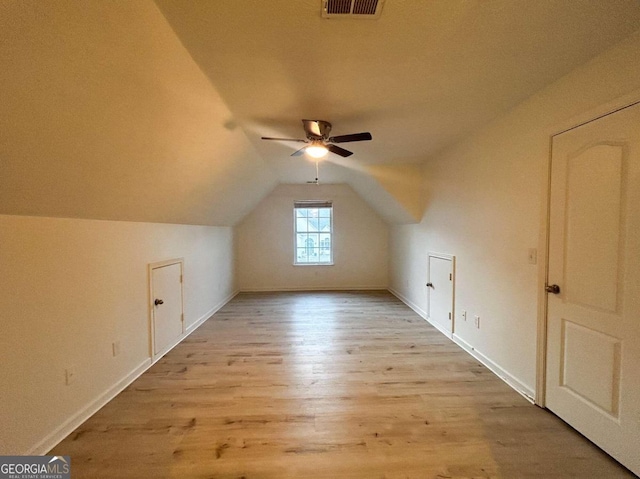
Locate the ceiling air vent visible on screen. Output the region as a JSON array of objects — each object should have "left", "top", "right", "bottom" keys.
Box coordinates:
[{"left": 322, "top": 0, "right": 385, "bottom": 19}]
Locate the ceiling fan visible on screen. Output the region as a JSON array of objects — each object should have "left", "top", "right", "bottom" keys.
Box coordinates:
[{"left": 261, "top": 120, "right": 372, "bottom": 158}]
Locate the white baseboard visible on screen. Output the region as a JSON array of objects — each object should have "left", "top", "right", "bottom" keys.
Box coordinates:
[
  {"left": 34, "top": 290, "right": 239, "bottom": 455},
  {"left": 239, "top": 286, "right": 388, "bottom": 292},
  {"left": 30, "top": 359, "right": 151, "bottom": 455},
  {"left": 453, "top": 334, "right": 535, "bottom": 403},
  {"left": 388, "top": 287, "right": 427, "bottom": 318},
  {"left": 389, "top": 287, "right": 535, "bottom": 403}
]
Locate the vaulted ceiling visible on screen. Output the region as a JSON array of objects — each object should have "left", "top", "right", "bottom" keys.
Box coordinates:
[{"left": 2, "top": 1, "right": 640, "bottom": 225}]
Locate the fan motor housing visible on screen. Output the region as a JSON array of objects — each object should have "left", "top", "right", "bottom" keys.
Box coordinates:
[{"left": 305, "top": 120, "right": 332, "bottom": 139}]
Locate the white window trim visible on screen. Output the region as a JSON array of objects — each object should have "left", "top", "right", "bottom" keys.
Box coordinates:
[{"left": 293, "top": 200, "right": 334, "bottom": 266}]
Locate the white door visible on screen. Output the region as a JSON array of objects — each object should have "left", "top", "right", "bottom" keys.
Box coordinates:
[
  {"left": 545, "top": 102, "right": 640, "bottom": 475},
  {"left": 151, "top": 262, "right": 184, "bottom": 357},
  {"left": 427, "top": 254, "right": 454, "bottom": 336}
]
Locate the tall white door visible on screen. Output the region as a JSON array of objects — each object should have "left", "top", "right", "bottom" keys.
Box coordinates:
[
  {"left": 427, "top": 254, "right": 454, "bottom": 336},
  {"left": 545, "top": 102, "right": 640, "bottom": 475},
  {"left": 151, "top": 262, "right": 184, "bottom": 357}
]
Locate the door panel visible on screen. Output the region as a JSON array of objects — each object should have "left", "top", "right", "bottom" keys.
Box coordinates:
[
  {"left": 565, "top": 144, "right": 623, "bottom": 312},
  {"left": 546, "top": 102, "right": 640, "bottom": 475},
  {"left": 561, "top": 320, "right": 621, "bottom": 415},
  {"left": 152, "top": 262, "right": 183, "bottom": 356},
  {"left": 427, "top": 254, "right": 454, "bottom": 335}
]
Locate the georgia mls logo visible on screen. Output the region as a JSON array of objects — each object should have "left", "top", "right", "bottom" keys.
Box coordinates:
[
  {"left": 48, "top": 456, "right": 69, "bottom": 469},
  {"left": 0, "top": 455, "right": 71, "bottom": 479}
]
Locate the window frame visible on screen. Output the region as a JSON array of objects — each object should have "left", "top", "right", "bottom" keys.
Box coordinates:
[{"left": 293, "top": 200, "right": 334, "bottom": 266}]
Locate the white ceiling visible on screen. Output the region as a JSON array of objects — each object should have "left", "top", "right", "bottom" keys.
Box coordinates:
[
  {"left": 2, "top": 1, "right": 640, "bottom": 226},
  {"left": 156, "top": 0, "right": 640, "bottom": 183}
]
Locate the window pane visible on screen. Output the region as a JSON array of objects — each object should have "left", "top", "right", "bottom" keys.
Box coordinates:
[
  {"left": 297, "top": 248, "right": 309, "bottom": 263},
  {"left": 318, "top": 207, "right": 331, "bottom": 218},
  {"left": 305, "top": 235, "right": 316, "bottom": 262},
  {"left": 318, "top": 217, "right": 330, "bottom": 231},
  {"left": 296, "top": 208, "right": 308, "bottom": 218},
  {"left": 304, "top": 217, "right": 315, "bottom": 232},
  {"left": 296, "top": 218, "right": 308, "bottom": 232},
  {"left": 297, "top": 233, "right": 309, "bottom": 248}
]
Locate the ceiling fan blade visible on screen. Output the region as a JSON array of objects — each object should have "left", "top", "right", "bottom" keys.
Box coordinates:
[
  {"left": 328, "top": 132, "right": 372, "bottom": 143},
  {"left": 291, "top": 146, "right": 308, "bottom": 156},
  {"left": 261, "top": 136, "right": 307, "bottom": 142},
  {"left": 327, "top": 144, "right": 353, "bottom": 157}
]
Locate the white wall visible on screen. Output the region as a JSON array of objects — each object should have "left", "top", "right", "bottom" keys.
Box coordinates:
[
  {"left": 0, "top": 215, "right": 235, "bottom": 454},
  {"left": 236, "top": 183, "right": 388, "bottom": 291},
  {"left": 389, "top": 31, "right": 640, "bottom": 398}
]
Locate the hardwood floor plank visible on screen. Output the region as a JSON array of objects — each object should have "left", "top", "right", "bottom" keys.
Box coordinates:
[{"left": 51, "top": 291, "right": 634, "bottom": 478}]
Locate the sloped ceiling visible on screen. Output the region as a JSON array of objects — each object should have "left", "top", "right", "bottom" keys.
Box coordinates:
[
  {"left": 0, "top": 0, "right": 277, "bottom": 226},
  {"left": 154, "top": 0, "right": 640, "bottom": 223},
  {"left": 2, "top": 1, "right": 640, "bottom": 226}
]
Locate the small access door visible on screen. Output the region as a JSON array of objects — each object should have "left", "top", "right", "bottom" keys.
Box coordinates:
[
  {"left": 545, "top": 102, "right": 640, "bottom": 475},
  {"left": 150, "top": 260, "right": 184, "bottom": 360},
  {"left": 427, "top": 253, "right": 455, "bottom": 337}
]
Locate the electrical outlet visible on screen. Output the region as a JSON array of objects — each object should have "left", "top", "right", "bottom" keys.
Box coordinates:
[
  {"left": 65, "top": 368, "right": 76, "bottom": 385},
  {"left": 474, "top": 315, "right": 480, "bottom": 329},
  {"left": 461, "top": 310, "right": 467, "bottom": 321},
  {"left": 112, "top": 341, "right": 120, "bottom": 357},
  {"left": 528, "top": 248, "right": 537, "bottom": 265}
]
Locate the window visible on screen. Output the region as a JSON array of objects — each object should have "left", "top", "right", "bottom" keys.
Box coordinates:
[{"left": 294, "top": 200, "right": 333, "bottom": 265}]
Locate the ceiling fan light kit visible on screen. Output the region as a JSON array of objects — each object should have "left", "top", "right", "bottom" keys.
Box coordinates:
[
  {"left": 306, "top": 144, "right": 329, "bottom": 158},
  {"left": 261, "top": 119, "right": 372, "bottom": 159}
]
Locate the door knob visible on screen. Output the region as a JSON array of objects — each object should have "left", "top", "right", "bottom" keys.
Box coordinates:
[
  {"left": 426, "top": 282, "right": 434, "bottom": 288},
  {"left": 545, "top": 284, "right": 560, "bottom": 294},
  {"left": 154, "top": 298, "right": 164, "bottom": 305}
]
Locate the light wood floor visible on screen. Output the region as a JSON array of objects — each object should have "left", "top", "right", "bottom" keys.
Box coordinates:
[{"left": 52, "top": 291, "right": 634, "bottom": 478}]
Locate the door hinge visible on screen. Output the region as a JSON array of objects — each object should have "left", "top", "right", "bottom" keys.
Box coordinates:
[
  {"left": 181, "top": 313, "right": 184, "bottom": 322},
  {"left": 449, "top": 273, "right": 452, "bottom": 281},
  {"left": 180, "top": 275, "right": 183, "bottom": 283},
  {"left": 448, "top": 312, "right": 452, "bottom": 320}
]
